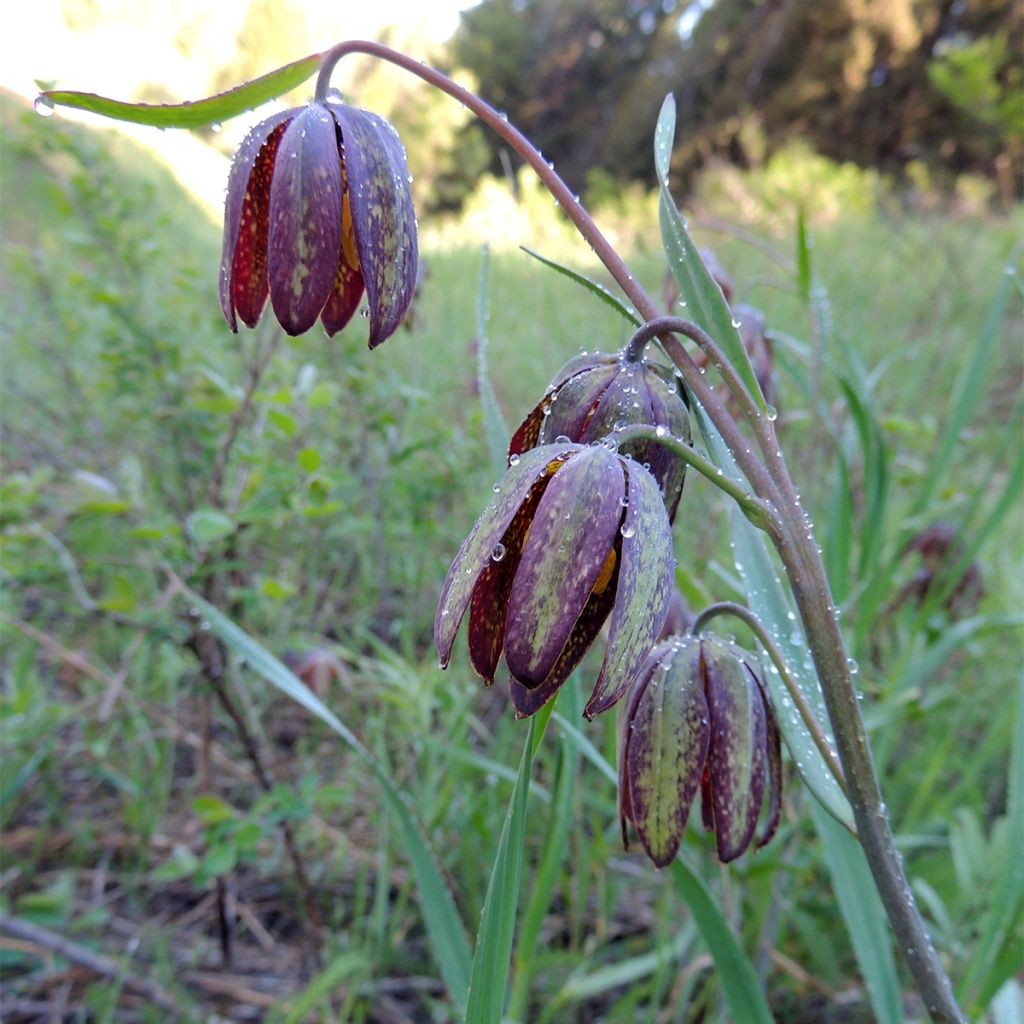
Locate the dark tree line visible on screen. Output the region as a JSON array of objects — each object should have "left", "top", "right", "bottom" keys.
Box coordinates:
[{"left": 444, "top": 0, "right": 1022, "bottom": 202}]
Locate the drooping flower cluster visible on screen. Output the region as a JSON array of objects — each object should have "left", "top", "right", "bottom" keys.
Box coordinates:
[
  {"left": 618, "top": 634, "right": 781, "bottom": 866},
  {"left": 219, "top": 99, "right": 417, "bottom": 347}
]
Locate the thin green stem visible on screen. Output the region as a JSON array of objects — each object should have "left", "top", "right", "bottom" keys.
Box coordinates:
[
  {"left": 611, "top": 424, "right": 776, "bottom": 531},
  {"left": 692, "top": 601, "right": 847, "bottom": 795}
]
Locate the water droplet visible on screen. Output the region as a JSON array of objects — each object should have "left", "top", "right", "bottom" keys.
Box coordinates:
[
  {"left": 359, "top": 306, "right": 370, "bottom": 319},
  {"left": 655, "top": 424, "right": 668, "bottom": 438},
  {"left": 34, "top": 95, "right": 55, "bottom": 117},
  {"left": 509, "top": 453, "right": 521, "bottom": 466},
  {"left": 491, "top": 542, "right": 506, "bottom": 562},
  {"left": 554, "top": 434, "right": 571, "bottom": 444},
  {"left": 765, "top": 404, "right": 778, "bottom": 422},
  {"left": 621, "top": 523, "right": 636, "bottom": 539},
  {"left": 492, "top": 483, "right": 502, "bottom": 493}
]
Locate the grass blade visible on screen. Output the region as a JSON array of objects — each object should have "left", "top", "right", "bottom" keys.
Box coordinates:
[
  {"left": 811, "top": 803, "right": 903, "bottom": 1024},
  {"left": 654, "top": 94, "right": 766, "bottom": 411},
  {"left": 668, "top": 860, "right": 775, "bottom": 1024},
  {"left": 465, "top": 713, "right": 543, "bottom": 1024},
  {"left": 476, "top": 244, "right": 510, "bottom": 475},
  {"left": 519, "top": 246, "right": 642, "bottom": 326},
  {"left": 39, "top": 53, "right": 323, "bottom": 129},
  {"left": 183, "top": 590, "right": 472, "bottom": 1013},
  {"left": 508, "top": 682, "right": 581, "bottom": 1020},
  {"left": 959, "top": 684, "right": 1024, "bottom": 1012}
]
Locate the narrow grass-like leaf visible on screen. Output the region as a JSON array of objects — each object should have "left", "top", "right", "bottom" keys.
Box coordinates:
[
  {"left": 465, "top": 716, "right": 541, "bottom": 1024},
  {"left": 508, "top": 683, "right": 581, "bottom": 1021},
  {"left": 183, "top": 591, "right": 472, "bottom": 1013},
  {"left": 824, "top": 453, "right": 854, "bottom": 603},
  {"left": 959, "top": 690, "right": 1023, "bottom": 1012},
  {"left": 476, "top": 244, "right": 509, "bottom": 475},
  {"left": 910, "top": 253, "right": 1016, "bottom": 519},
  {"left": 519, "top": 246, "right": 642, "bottom": 326},
  {"left": 273, "top": 949, "right": 370, "bottom": 1024},
  {"left": 669, "top": 860, "right": 775, "bottom": 1024},
  {"left": 796, "top": 208, "right": 812, "bottom": 304},
  {"left": 39, "top": 53, "right": 323, "bottom": 129},
  {"left": 551, "top": 923, "right": 696, "bottom": 1004},
  {"left": 654, "top": 94, "right": 765, "bottom": 411},
  {"left": 811, "top": 803, "right": 903, "bottom": 1024}
]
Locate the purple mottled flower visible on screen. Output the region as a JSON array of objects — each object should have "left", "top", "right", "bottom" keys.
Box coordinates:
[
  {"left": 435, "top": 443, "right": 674, "bottom": 719},
  {"left": 219, "top": 100, "right": 417, "bottom": 347},
  {"left": 619, "top": 634, "right": 782, "bottom": 867}
]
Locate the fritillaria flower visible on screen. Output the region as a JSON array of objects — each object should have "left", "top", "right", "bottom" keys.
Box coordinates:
[
  {"left": 619, "top": 634, "right": 781, "bottom": 867},
  {"left": 434, "top": 442, "right": 674, "bottom": 719},
  {"left": 219, "top": 99, "right": 417, "bottom": 347},
  {"left": 509, "top": 352, "right": 691, "bottom": 521}
]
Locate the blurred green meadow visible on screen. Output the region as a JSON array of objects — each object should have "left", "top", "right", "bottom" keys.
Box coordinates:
[{"left": 1, "top": 86, "right": 1021, "bottom": 1023}]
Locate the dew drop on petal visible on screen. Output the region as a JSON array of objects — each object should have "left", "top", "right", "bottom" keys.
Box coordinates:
[{"left": 491, "top": 542, "right": 506, "bottom": 562}]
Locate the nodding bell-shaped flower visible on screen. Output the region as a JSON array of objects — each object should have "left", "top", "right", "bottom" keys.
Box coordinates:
[
  {"left": 619, "top": 634, "right": 782, "bottom": 867},
  {"left": 509, "top": 352, "right": 691, "bottom": 521},
  {"left": 434, "top": 442, "right": 674, "bottom": 719},
  {"left": 219, "top": 99, "right": 417, "bottom": 347}
]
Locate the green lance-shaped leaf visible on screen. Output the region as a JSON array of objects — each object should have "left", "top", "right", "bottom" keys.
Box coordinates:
[
  {"left": 654, "top": 94, "right": 767, "bottom": 412},
  {"left": 37, "top": 52, "right": 323, "bottom": 129}
]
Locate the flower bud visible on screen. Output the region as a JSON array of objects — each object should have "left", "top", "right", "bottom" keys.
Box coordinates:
[{"left": 509, "top": 352, "right": 691, "bottom": 521}]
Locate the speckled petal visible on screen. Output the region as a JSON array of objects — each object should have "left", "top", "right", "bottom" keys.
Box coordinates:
[
  {"left": 702, "top": 640, "right": 764, "bottom": 862},
  {"left": 434, "top": 443, "right": 581, "bottom": 668},
  {"left": 320, "top": 254, "right": 365, "bottom": 336},
  {"left": 504, "top": 448, "right": 625, "bottom": 686},
  {"left": 267, "top": 104, "right": 343, "bottom": 335},
  {"left": 508, "top": 555, "right": 619, "bottom": 717},
  {"left": 756, "top": 674, "right": 783, "bottom": 850},
  {"left": 329, "top": 104, "right": 417, "bottom": 348},
  {"left": 220, "top": 111, "right": 295, "bottom": 330},
  {"left": 467, "top": 477, "right": 550, "bottom": 683},
  {"left": 645, "top": 372, "right": 690, "bottom": 521},
  {"left": 580, "top": 363, "right": 654, "bottom": 442},
  {"left": 584, "top": 462, "right": 673, "bottom": 719},
  {"left": 625, "top": 639, "right": 709, "bottom": 868},
  {"left": 537, "top": 365, "right": 618, "bottom": 445}
]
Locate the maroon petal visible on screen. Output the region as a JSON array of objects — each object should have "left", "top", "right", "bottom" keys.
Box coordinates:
[
  {"left": 756, "top": 676, "right": 783, "bottom": 850},
  {"left": 580, "top": 363, "right": 654, "bottom": 443},
  {"left": 508, "top": 549, "right": 620, "bottom": 717},
  {"left": 467, "top": 474, "right": 550, "bottom": 683},
  {"left": 703, "top": 641, "right": 764, "bottom": 862},
  {"left": 220, "top": 111, "right": 295, "bottom": 330},
  {"left": 434, "top": 443, "right": 580, "bottom": 668},
  {"left": 504, "top": 448, "right": 625, "bottom": 686},
  {"left": 625, "top": 639, "right": 709, "bottom": 868},
  {"left": 320, "top": 256, "right": 365, "bottom": 336},
  {"left": 267, "top": 103, "right": 343, "bottom": 335},
  {"left": 584, "top": 462, "right": 673, "bottom": 718},
  {"left": 329, "top": 104, "right": 417, "bottom": 348},
  {"left": 539, "top": 365, "right": 618, "bottom": 445},
  {"left": 645, "top": 372, "right": 690, "bottom": 521}
]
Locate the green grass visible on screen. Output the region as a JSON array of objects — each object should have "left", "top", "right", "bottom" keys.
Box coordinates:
[{"left": 1, "top": 89, "right": 1022, "bottom": 1022}]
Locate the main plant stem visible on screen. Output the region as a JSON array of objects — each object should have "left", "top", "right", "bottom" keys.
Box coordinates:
[{"left": 317, "top": 41, "right": 965, "bottom": 1023}]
